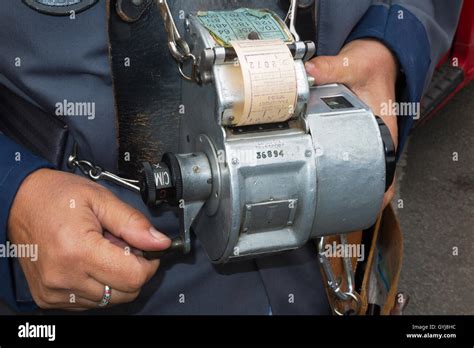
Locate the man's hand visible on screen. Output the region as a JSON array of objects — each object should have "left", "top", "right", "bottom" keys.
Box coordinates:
[
  {"left": 7, "top": 168, "right": 171, "bottom": 310},
  {"left": 305, "top": 39, "right": 399, "bottom": 208}
]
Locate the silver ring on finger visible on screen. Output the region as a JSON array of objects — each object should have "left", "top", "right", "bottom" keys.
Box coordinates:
[{"left": 98, "top": 285, "right": 112, "bottom": 307}]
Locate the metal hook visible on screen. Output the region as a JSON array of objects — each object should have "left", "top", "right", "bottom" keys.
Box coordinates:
[
  {"left": 285, "top": 0, "right": 301, "bottom": 41},
  {"left": 67, "top": 143, "right": 140, "bottom": 193},
  {"left": 318, "top": 234, "right": 361, "bottom": 315}
]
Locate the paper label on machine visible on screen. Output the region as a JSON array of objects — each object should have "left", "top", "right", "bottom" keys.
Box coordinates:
[{"left": 230, "top": 39, "right": 297, "bottom": 126}]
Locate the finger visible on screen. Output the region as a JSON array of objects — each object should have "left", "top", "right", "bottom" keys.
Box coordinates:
[
  {"left": 85, "top": 233, "right": 159, "bottom": 293},
  {"left": 103, "top": 231, "right": 143, "bottom": 257},
  {"left": 66, "top": 277, "right": 140, "bottom": 304},
  {"left": 305, "top": 55, "right": 351, "bottom": 86},
  {"left": 52, "top": 289, "right": 136, "bottom": 310},
  {"left": 90, "top": 188, "right": 171, "bottom": 251},
  {"left": 35, "top": 291, "right": 103, "bottom": 310}
]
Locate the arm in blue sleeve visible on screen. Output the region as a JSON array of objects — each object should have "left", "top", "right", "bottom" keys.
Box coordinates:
[
  {"left": 346, "top": 1, "right": 463, "bottom": 158},
  {"left": 0, "top": 134, "right": 53, "bottom": 311}
]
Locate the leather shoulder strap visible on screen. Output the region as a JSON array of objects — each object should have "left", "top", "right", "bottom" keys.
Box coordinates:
[{"left": 108, "top": 0, "right": 182, "bottom": 177}]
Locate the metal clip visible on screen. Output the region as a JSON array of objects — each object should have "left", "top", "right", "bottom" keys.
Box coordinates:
[
  {"left": 318, "top": 234, "right": 362, "bottom": 315},
  {"left": 285, "top": 0, "right": 301, "bottom": 41},
  {"left": 156, "top": 0, "right": 199, "bottom": 83},
  {"left": 157, "top": 0, "right": 189, "bottom": 61},
  {"left": 68, "top": 143, "right": 140, "bottom": 193}
]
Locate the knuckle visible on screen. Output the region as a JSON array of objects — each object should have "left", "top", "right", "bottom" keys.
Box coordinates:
[
  {"left": 35, "top": 287, "right": 56, "bottom": 307},
  {"left": 83, "top": 182, "right": 110, "bottom": 205},
  {"left": 124, "top": 210, "right": 145, "bottom": 227},
  {"left": 125, "top": 270, "right": 147, "bottom": 291},
  {"left": 56, "top": 241, "right": 83, "bottom": 264},
  {"left": 128, "top": 290, "right": 141, "bottom": 302},
  {"left": 93, "top": 183, "right": 110, "bottom": 197},
  {"left": 68, "top": 178, "right": 98, "bottom": 197},
  {"left": 34, "top": 297, "right": 52, "bottom": 309},
  {"left": 41, "top": 272, "right": 64, "bottom": 290},
  {"left": 119, "top": 290, "right": 141, "bottom": 304},
  {"left": 324, "top": 57, "right": 336, "bottom": 76},
  {"left": 88, "top": 184, "right": 110, "bottom": 203},
  {"left": 31, "top": 290, "right": 48, "bottom": 308}
]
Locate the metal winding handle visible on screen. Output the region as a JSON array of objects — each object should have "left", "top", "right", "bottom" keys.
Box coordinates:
[{"left": 143, "top": 237, "right": 185, "bottom": 260}]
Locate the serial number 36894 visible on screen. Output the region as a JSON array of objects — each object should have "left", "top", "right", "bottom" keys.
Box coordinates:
[{"left": 256, "top": 150, "right": 284, "bottom": 160}]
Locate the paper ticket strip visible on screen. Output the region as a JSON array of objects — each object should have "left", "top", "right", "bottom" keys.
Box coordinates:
[
  {"left": 230, "top": 39, "right": 298, "bottom": 126},
  {"left": 197, "top": 8, "right": 293, "bottom": 46}
]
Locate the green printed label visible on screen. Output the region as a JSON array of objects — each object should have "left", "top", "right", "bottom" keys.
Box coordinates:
[{"left": 197, "top": 8, "right": 292, "bottom": 46}]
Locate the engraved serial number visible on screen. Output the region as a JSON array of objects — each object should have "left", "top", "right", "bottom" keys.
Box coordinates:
[{"left": 256, "top": 150, "right": 284, "bottom": 160}]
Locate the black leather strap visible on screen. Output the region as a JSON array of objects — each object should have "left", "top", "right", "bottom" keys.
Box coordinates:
[
  {"left": 108, "top": 0, "right": 182, "bottom": 177},
  {"left": 0, "top": 84, "right": 70, "bottom": 169}
]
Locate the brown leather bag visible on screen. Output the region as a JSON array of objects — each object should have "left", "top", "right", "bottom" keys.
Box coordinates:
[{"left": 319, "top": 204, "right": 405, "bottom": 315}]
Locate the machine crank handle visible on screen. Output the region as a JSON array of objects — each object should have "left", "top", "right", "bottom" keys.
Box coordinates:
[
  {"left": 139, "top": 152, "right": 213, "bottom": 261},
  {"left": 143, "top": 236, "right": 185, "bottom": 260}
]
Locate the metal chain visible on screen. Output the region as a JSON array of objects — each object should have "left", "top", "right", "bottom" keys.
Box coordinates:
[
  {"left": 67, "top": 144, "right": 140, "bottom": 193},
  {"left": 156, "top": 0, "right": 300, "bottom": 83}
]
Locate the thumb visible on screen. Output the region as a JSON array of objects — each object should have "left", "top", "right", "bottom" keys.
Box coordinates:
[
  {"left": 90, "top": 188, "right": 171, "bottom": 251},
  {"left": 305, "top": 55, "right": 348, "bottom": 86}
]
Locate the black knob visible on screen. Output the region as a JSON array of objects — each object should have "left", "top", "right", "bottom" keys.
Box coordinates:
[
  {"left": 139, "top": 162, "right": 157, "bottom": 207},
  {"left": 161, "top": 152, "right": 183, "bottom": 205},
  {"left": 139, "top": 161, "right": 174, "bottom": 207},
  {"left": 139, "top": 153, "right": 184, "bottom": 207}
]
